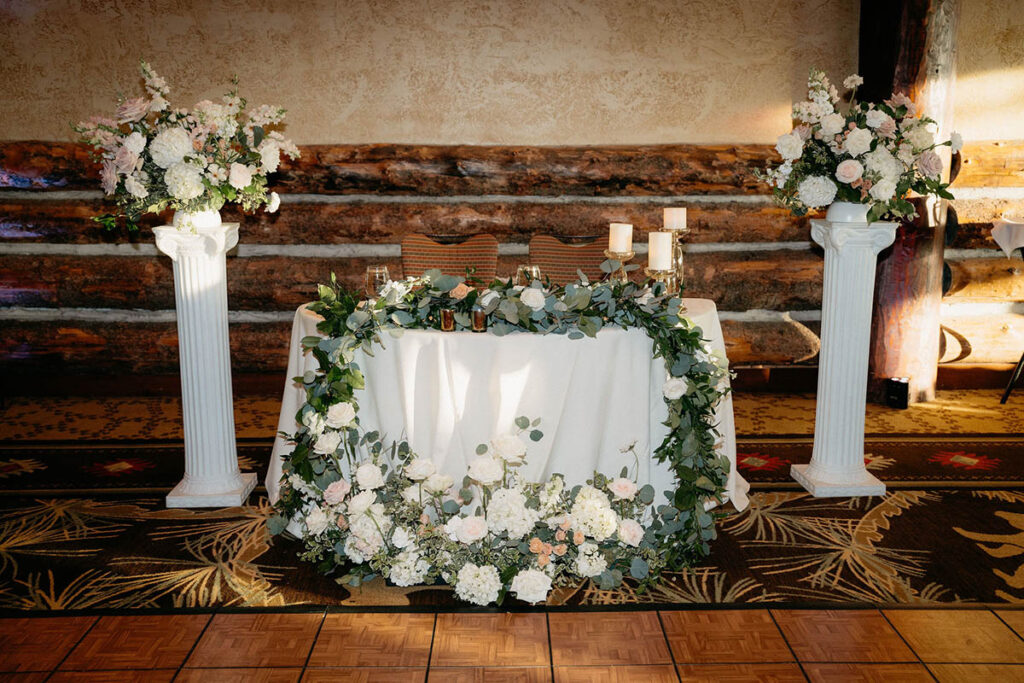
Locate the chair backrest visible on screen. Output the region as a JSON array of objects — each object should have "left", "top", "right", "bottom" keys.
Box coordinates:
[
  {"left": 400, "top": 233, "right": 499, "bottom": 281},
  {"left": 528, "top": 234, "right": 607, "bottom": 285}
]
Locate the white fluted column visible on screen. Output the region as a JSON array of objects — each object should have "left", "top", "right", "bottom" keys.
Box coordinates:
[
  {"left": 791, "top": 218, "right": 898, "bottom": 497},
  {"left": 154, "top": 222, "right": 256, "bottom": 507}
]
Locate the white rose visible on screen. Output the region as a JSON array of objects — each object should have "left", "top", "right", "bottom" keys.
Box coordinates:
[
  {"left": 869, "top": 178, "right": 898, "bottom": 202},
  {"left": 423, "top": 473, "right": 454, "bottom": 495},
  {"left": 454, "top": 563, "right": 502, "bottom": 606},
  {"left": 510, "top": 569, "right": 552, "bottom": 605},
  {"left": 401, "top": 484, "right": 423, "bottom": 505},
  {"left": 607, "top": 477, "right": 638, "bottom": 501},
  {"left": 467, "top": 455, "right": 504, "bottom": 486},
  {"left": 404, "top": 458, "right": 436, "bottom": 481},
  {"left": 663, "top": 377, "right": 686, "bottom": 400},
  {"left": 819, "top": 113, "right": 845, "bottom": 137},
  {"left": 346, "top": 490, "right": 376, "bottom": 516},
  {"left": 149, "top": 127, "right": 192, "bottom": 168},
  {"left": 304, "top": 506, "right": 330, "bottom": 536},
  {"left": 797, "top": 176, "right": 838, "bottom": 208},
  {"left": 356, "top": 462, "right": 385, "bottom": 490},
  {"left": 950, "top": 131, "right": 963, "bottom": 154},
  {"left": 313, "top": 430, "right": 341, "bottom": 455},
  {"left": 325, "top": 402, "right": 356, "bottom": 429},
  {"left": 323, "top": 479, "right": 351, "bottom": 505},
  {"left": 123, "top": 131, "right": 146, "bottom": 155},
  {"left": 163, "top": 162, "right": 204, "bottom": 201},
  {"left": 446, "top": 515, "right": 489, "bottom": 544},
  {"left": 391, "top": 526, "right": 415, "bottom": 549},
  {"left": 774, "top": 131, "right": 804, "bottom": 161},
  {"left": 490, "top": 433, "right": 528, "bottom": 464},
  {"left": 843, "top": 127, "right": 873, "bottom": 157},
  {"left": 519, "top": 287, "right": 546, "bottom": 311},
  {"left": 229, "top": 162, "right": 254, "bottom": 190},
  {"left": 835, "top": 159, "right": 864, "bottom": 184},
  {"left": 266, "top": 191, "right": 281, "bottom": 213},
  {"left": 617, "top": 519, "right": 644, "bottom": 547}
]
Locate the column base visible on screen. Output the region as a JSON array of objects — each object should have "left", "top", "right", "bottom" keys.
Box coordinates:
[
  {"left": 166, "top": 472, "right": 257, "bottom": 508},
  {"left": 790, "top": 463, "right": 886, "bottom": 498}
]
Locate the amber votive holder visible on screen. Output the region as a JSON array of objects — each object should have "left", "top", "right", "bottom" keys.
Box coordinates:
[
  {"left": 471, "top": 306, "right": 487, "bottom": 332},
  {"left": 440, "top": 308, "right": 455, "bottom": 331}
]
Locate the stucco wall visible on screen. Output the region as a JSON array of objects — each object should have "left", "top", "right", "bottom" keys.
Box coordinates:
[{"left": 1, "top": 0, "right": 859, "bottom": 144}]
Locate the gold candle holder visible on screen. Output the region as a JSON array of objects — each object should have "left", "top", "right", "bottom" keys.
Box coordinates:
[
  {"left": 603, "top": 249, "right": 635, "bottom": 284},
  {"left": 440, "top": 308, "right": 455, "bottom": 331},
  {"left": 471, "top": 306, "right": 487, "bottom": 332},
  {"left": 663, "top": 225, "right": 688, "bottom": 288},
  {"left": 644, "top": 267, "right": 680, "bottom": 296}
]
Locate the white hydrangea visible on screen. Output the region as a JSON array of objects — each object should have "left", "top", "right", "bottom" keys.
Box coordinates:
[
  {"left": 775, "top": 131, "right": 803, "bottom": 161},
  {"left": 575, "top": 542, "right": 608, "bottom": 577},
  {"left": 570, "top": 486, "right": 619, "bottom": 542},
  {"left": 389, "top": 548, "right": 430, "bottom": 586},
  {"left": 796, "top": 176, "right": 838, "bottom": 208},
  {"left": 149, "top": 127, "right": 192, "bottom": 168},
  {"left": 865, "top": 147, "right": 905, "bottom": 181},
  {"left": 164, "top": 162, "right": 204, "bottom": 201},
  {"left": 510, "top": 568, "right": 552, "bottom": 604},
  {"left": 455, "top": 563, "right": 502, "bottom": 605},
  {"left": 348, "top": 503, "right": 391, "bottom": 558},
  {"left": 486, "top": 488, "right": 539, "bottom": 539}
]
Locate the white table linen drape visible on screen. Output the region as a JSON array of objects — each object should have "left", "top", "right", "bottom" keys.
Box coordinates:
[{"left": 266, "top": 299, "right": 748, "bottom": 511}]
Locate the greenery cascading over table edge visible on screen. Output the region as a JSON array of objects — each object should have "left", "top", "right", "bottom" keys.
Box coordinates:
[{"left": 269, "top": 267, "right": 732, "bottom": 601}]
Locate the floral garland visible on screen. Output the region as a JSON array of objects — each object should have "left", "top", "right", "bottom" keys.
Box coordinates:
[
  {"left": 755, "top": 68, "right": 958, "bottom": 222},
  {"left": 270, "top": 268, "right": 731, "bottom": 605}
]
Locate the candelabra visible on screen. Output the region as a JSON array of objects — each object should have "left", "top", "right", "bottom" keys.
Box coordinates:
[
  {"left": 603, "top": 249, "right": 635, "bottom": 284},
  {"left": 664, "top": 224, "right": 688, "bottom": 288},
  {"left": 644, "top": 267, "right": 679, "bottom": 296}
]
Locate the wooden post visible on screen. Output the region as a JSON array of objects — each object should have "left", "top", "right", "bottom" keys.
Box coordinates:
[{"left": 861, "top": 0, "right": 958, "bottom": 403}]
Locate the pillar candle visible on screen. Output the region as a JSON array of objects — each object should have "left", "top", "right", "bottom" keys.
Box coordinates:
[
  {"left": 664, "top": 207, "right": 687, "bottom": 230},
  {"left": 649, "top": 232, "right": 673, "bottom": 270},
  {"left": 608, "top": 222, "right": 633, "bottom": 252}
]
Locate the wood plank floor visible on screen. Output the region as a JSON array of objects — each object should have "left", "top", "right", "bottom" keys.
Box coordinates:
[{"left": 3, "top": 608, "right": 1024, "bottom": 681}]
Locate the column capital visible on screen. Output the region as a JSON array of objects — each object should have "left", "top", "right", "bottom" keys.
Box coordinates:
[
  {"left": 810, "top": 219, "right": 898, "bottom": 256},
  {"left": 154, "top": 223, "right": 240, "bottom": 262}
]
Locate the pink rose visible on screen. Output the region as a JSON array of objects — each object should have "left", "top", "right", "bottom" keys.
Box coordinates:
[
  {"left": 877, "top": 117, "right": 897, "bottom": 138},
  {"left": 451, "top": 282, "right": 472, "bottom": 300},
  {"left": 116, "top": 97, "right": 150, "bottom": 124},
  {"left": 113, "top": 145, "right": 138, "bottom": 175},
  {"left": 617, "top": 519, "right": 644, "bottom": 547},
  {"left": 323, "top": 478, "right": 352, "bottom": 505},
  {"left": 835, "top": 159, "right": 864, "bottom": 184},
  {"left": 607, "top": 477, "right": 638, "bottom": 501},
  {"left": 917, "top": 150, "right": 943, "bottom": 179}
]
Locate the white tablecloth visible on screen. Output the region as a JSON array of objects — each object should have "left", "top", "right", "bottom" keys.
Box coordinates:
[{"left": 266, "top": 300, "right": 748, "bottom": 511}]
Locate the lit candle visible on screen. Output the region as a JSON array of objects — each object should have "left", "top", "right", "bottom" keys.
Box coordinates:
[
  {"left": 649, "top": 232, "right": 673, "bottom": 270},
  {"left": 664, "top": 207, "right": 687, "bottom": 231},
  {"left": 608, "top": 222, "right": 633, "bottom": 252}
]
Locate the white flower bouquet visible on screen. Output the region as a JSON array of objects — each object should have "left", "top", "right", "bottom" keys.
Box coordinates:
[
  {"left": 73, "top": 60, "right": 299, "bottom": 232},
  {"left": 275, "top": 415, "right": 679, "bottom": 606},
  {"left": 757, "top": 69, "right": 959, "bottom": 222}
]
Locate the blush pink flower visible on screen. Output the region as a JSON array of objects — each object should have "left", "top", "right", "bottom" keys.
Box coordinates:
[
  {"left": 115, "top": 97, "right": 150, "bottom": 124},
  {"left": 917, "top": 150, "right": 943, "bottom": 179},
  {"left": 113, "top": 145, "right": 138, "bottom": 174},
  {"left": 323, "top": 478, "right": 352, "bottom": 505},
  {"left": 450, "top": 282, "right": 472, "bottom": 299},
  {"left": 100, "top": 160, "right": 118, "bottom": 195}
]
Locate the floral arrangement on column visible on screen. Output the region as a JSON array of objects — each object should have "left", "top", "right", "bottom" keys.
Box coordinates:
[
  {"left": 756, "top": 69, "right": 961, "bottom": 221},
  {"left": 73, "top": 60, "right": 299, "bottom": 231}
]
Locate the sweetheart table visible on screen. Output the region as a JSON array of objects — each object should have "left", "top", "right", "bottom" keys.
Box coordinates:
[{"left": 266, "top": 299, "right": 749, "bottom": 511}]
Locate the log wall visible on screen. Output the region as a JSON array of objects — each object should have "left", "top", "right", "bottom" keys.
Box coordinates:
[{"left": 1, "top": 141, "right": 1021, "bottom": 378}]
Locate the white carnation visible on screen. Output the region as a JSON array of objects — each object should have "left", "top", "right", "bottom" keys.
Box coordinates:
[
  {"left": 487, "top": 488, "right": 539, "bottom": 539},
  {"left": 865, "top": 147, "right": 904, "bottom": 181},
  {"left": 404, "top": 458, "right": 436, "bottom": 481},
  {"left": 510, "top": 569, "right": 552, "bottom": 604},
  {"left": 520, "top": 287, "right": 546, "bottom": 311},
  {"left": 266, "top": 191, "right": 281, "bottom": 213},
  {"left": 149, "top": 127, "right": 192, "bottom": 168},
  {"left": 163, "top": 162, "right": 204, "bottom": 201},
  {"left": 843, "top": 127, "right": 873, "bottom": 157},
  {"left": 424, "top": 473, "right": 454, "bottom": 495},
  {"left": 325, "top": 402, "right": 356, "bottom": 429},
  {"left": 797, "top": 176, "right": 838, "bottom": 208},
  {"left": 344, "top": 536, "right": 366, "bottom": 564},
  {"left": 455, "top": 563, "right": 502, "bottom": 606},
  {"left": 356, "top": 462, "right": 385, "bottom": 490},
  {"left": 950, "top": 131, "right": 963, "bottom": 154},
  {"left": 229, "top": 162, "right": 254, "bottom": 190},
  {"left": 401, "top": 484, "right": 423, "bottom": 506},
  {"left": 123, "top": 131, "right": 146, "bottom": 155},
  {"left": 467, "top": 455, "right": 504, "bottom": 486},
  {"left": 258, "top": 139, "right": 281, "bottom": 173},
  {"left": 304, "top": 506, "right": 330, "bottom": 536},
  {"left": 490, "top": 433, "right": 528, "bottom": 464},
  {"left": 313, "top": 430, "right": 341, "bottom": 455},
  {"left": 575, "top": 542, "right": 608, "bottom": 577},
  {"left": 775, "top": 131, "right": 804, "bottom": 161}
]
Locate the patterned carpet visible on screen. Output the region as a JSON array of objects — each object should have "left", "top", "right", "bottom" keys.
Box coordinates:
[{"left": 0, "top": 390, "right": 1021, "bottom": 612}]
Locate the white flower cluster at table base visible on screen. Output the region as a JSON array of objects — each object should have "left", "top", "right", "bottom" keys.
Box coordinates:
[
  {"left": 272, "top": 416, "right": 693, "bottom": 606},
  {"left": 757, "top": 68, "right": 958, "bottom": 222},
  {"left": 74, "top": 60, "right": 299, "bottom": 233}
]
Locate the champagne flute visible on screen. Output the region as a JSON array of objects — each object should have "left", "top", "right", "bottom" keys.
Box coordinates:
[{"left": 365, "top": 265, "right": 390, "bottom": 298}]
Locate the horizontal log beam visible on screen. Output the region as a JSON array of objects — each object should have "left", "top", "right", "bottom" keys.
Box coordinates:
[
  {"left": 0, "top": 141, "right": 776, "bottom": 196},
  {"left": 0, "top": 250, "right": 825, "bottom": 312},
  {"left": 948, "top": 197, "right": 1024, "bottom": 249},
  {"left": 0, "top": 198, "right": 808, "bottom": 245},
  {"left": 939, "top": 313, "right": 1024, "bottom": 364},
  {"left": 956, "top": 141, "right": 1024, "bottom": 187},
  {"left": 945, "top": 258, "right": 1024, "bottom": 301},
  {"left": 0, "top": 318, "right": 824, "bottom": 375}
]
